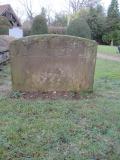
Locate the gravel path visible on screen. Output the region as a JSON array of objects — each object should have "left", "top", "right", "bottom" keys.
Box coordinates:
[{"left": 97, "top": 53, "right": 120, "bottom": 62}]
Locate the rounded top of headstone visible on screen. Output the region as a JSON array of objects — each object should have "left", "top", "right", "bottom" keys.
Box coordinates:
[
  {"left": 11, "top": 34, "right": 97, "bottom": 45},
  {"left": 10, "top": 34, "right": 97, "bottom": 57}
]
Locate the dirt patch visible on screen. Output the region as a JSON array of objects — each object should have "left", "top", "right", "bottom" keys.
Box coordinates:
[{"left": 10, "top": 91, "right": 97, "bottom": 100}]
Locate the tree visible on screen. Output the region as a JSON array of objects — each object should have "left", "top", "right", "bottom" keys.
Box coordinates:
[
  {"left": 23, "top": 20, "right": 32, "bottom": 36},
  {"left": 41, "top": 6, "right": 53, "bottom": 25},
  {"left": 103, "top": 29, "right": 120, "bottom": 45},
  {"left": 87, "top": 5, "right": 106, "bottom": 43},
  {"left": 52, "top": 13, "right": 68, "bottom": 27},
  {"left": 18, "top": 0, "right": 53, "bottom": 24},
  {"left": 41, "top": 7, "right": 47, "bottom": 19},
  {"left": 18, "top": 0, "right": 34, "bottom": 20},
  {"left": 103, "top": 0, "right": 120, "bottom": 45},
  {"left": 67, "top": 18, "right": 91, "bottom": 39},
  {"left": 107, "top": 0, "right": 119, "bottom": 19},
  {"left": 69, "top": 0, "right": 100, "bottom": 13},
  {"left": 69, "top": 8, "right": 89, "bottom": 21},
  {"left": 31, "top": 15, "right": 48, "bottom": 35}
]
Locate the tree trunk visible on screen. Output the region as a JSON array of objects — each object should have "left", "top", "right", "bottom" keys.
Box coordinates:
[{"left": 111, "top": 39, "right": 113, "bottom": 46}]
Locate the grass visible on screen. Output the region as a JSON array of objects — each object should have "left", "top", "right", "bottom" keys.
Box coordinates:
[
  {"left": 97, "top": 45, "right": 119, "bottom": 55},
  {"left": 0, "top": 59, "right": 120, "bottom": 159},
  {"left": 95, "top": 59, "right": 120, "bottom": 79}
]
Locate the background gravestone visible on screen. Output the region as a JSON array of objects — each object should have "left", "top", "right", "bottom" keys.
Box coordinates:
[{"left": 10, "top": 34, "right": 97, "bottom": 92}]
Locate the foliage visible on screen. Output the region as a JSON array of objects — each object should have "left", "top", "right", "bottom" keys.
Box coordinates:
[
  {"left": 10, "top": 91, "right": 23, "bottom": 99},
  {"left": 31, "top": 15, "right": 48, "bottom": 35},
  {"left": 67, "top": 5, "right": 106, "bottom": 43},
  {"left": 103, "top": 0, "right": 120, "bottom": 45},
  {"left": 107, "top": 0, "right": 120, "bottom": 18},
  {"left": 52, "top": 13, "right": 68, "bottom": 27},
  {"left": 70, "top": 8, "right": 89, "bottom": 22},
  {"left": 67, "top": 18, "right": 91, "bottom": 39},
  {"left": 87, "top": 5, "right": 106, "bottom": 43},
  {"left": 0, "top": 16, "right": 11, "bottom": 35},
  {"left": 102, "top": 29, "right": 120, "bottom": 45}
]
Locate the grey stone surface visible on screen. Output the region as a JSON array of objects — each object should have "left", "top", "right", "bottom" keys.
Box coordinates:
[{"left": 10, "top": 34, "right": 97, "bottom": 92}]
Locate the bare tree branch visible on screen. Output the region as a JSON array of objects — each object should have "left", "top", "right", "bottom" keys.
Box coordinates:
[
  {"left": 18, "top": 0, "right": 35, "bottom": 20},
  {"left": 69, "top": 0, "right": 101, "bottom": 13}
]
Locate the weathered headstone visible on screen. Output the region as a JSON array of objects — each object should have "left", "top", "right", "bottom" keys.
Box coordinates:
[{"left": 10, "top": 34, "right": 97, "bottom": 92}]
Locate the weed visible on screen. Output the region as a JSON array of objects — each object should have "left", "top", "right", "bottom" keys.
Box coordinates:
[{"left": 9, "top": 91, "right": 23, "bottom": 99}]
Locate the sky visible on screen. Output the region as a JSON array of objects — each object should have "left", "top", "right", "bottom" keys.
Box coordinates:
[{"left": 0, "top": 0, "right": 117, "bottom": 20}]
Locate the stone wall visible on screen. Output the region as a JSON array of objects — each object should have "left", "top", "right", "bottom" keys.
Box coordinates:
[
  {"left": 10, "top": 34, "right": 97, "bottom": 92},
  {"left": 0, "top": 35, "right": 15, "bottom": 64}
]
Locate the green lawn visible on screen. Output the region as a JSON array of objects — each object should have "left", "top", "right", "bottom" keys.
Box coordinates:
[
  {"left": 98, "top": 45, "right": 119, "bottom": 55},
  {"left": 0, "top": 60, "right": 120, "bottom": 159}
]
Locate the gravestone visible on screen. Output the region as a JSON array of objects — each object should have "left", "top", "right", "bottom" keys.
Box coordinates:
[
  {"left": 9, "top": 27, "right": 23, "bottom": 39},
  {"left": 10, "top": 34, "right": 97, "bottom": 92}
]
